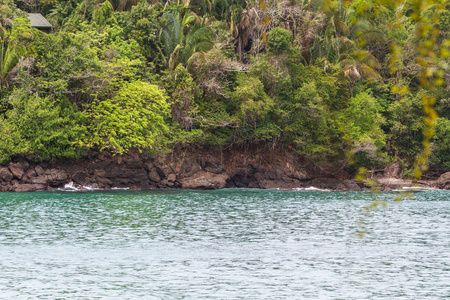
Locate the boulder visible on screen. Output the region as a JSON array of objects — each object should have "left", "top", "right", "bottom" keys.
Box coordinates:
[
  {"left": 0, "top": 167, "right": 13, "bottom": 183},
  {"left": 31, "top": 176, "right": 49, "bottom": 185},
  {"left": 436, "top": 172, "right": 450, "bottom": 189},
  {"left": 168, "top": 174, "right": 177, "bottom": 182},
  {"left": 89, "top": 158, "right": 150, "bottom": 188},
  {"left": 148, "top": 169, "right": 161, "bottom": 183},
  {"left": 308, "top": 177, "right": 347, "bottom": 190},
  {"left": 26, "top": 168, "right": 37, "bottom": 178},
  {"left": 159, "top": 179, "right": 175, "bottom": 187},
  {"left": 283, "top": 163, "right": 307, "bottom": 180},
  {"left": 203, "top": 160, "right": 225, "bottom": 174},
  {"left": 35, "top": 166, "right": 45, "bottom": 176},
  {"left": 13, "top": 184, "right": 46, "bottom": 192},
  {"left": 9, "top": 163, "right": 24, "bottom": 180},
  {"left": 72, "top": 171, "right": 87, "bottom": 184},
  {"left": 94, "top": 176, "right": 113, "bottom": 186},
  {"left": 343, "top": 180, "right": 362, "bottom": 191},
  {"left": 180, "top": 171, "right": 229, "bottom": 189},
  {"left": 226, "top": 168, "right": 259, "bottom": 188},
  {"left": 179, "top": 158, "right": 202, "bottom": 178},
  {"left": 47, "top": 169, "right": 68, "bottom": 186}
]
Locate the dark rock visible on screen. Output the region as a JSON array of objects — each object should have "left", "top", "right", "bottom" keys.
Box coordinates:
[
  {"left": 282, "top": 163, "right": 307, "bottom": 180},
  {"left": 203, "top": 160, "right": 225, "bottom": 174},
  {"left": 226, "top": 168, "right": 258, "bottom": 188},
  {"left": 253, "top": 168, "right": 303, "bottom": 189},
  {"left": 47, "top": 169, "right": 68, "bottom": 186},
  {"left": 35, "top": 166, "right": 45, "bottom": 176},
  {"left": 13, "top": 184, "right": 46, "bottom": 192},
  {"left": 156, "top": 165, "right": 174, "bottom": 179},
  {"left": 95, "top": 176, "right": 113, "bottom": 186},
  {"left": 143, "top": 161, "right": 155, "bottom": 171},
  {"left": 20, "top": 161, "right": 30, "bottom": 171},
  {"left": 90, "top": 158, "right": 150, "bottom": 188},
  {"left": 309, "top": 178, "right": 345, "bottom": 190},
  {"left": 227, "top": 169, "right": 252, "bottom": 188},
  {"left": 93, "top": 169, "right": 107, "bottom": 177},
  {"left": 26, "top": 168, "right": 37, "bottom": 178},
  {"left": 168, "top": 174, "right": 177, "bottom": 182},
  {"left": 343, "top": 180, "right": 362, "bottom": 191},
  {"left": 180, "top": 171, "right": 229, "bottom": 189},
  {"left": 179, "top": 158, "right": 202, "bottom": 178},
  {"left": 31, "top": 176, "right": 49, "bottom": 185},
  {"left": 72, "top": 171, "right": 87, "bottom": 184},
  {"left": 159, "top": 179, "right": 175, "bottom": 187},
  {"left": 0, "top": 167, "right": 13, "bottom": 183},
  {"left": 148, "top": 169, "right": 161, "bottom": 183},
  {"left": 98, "top": 152, "right": 112, "bottom": 161},
  {"left": 436, "top": 172, "right": 450, "bottom": 189},
  {"left": 9, "top": 163, "right": 24, "bottom": 180}
]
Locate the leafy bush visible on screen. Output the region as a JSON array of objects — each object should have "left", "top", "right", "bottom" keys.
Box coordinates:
[
  {"left": 388, "top": 92, "right": 425, "bottom": 158},
  {"left": 83, "top": 80, "right": 170, "bottom": 154},
  {"left": 230, "top": 74, "right": 280, "bottom": 142},
  {"left": 432, "top": 118, "right": 450, "bottom": 170},
  {"left": 267, "top": 27, "right": 292, "bottom": 54},
  {"left": 0, "top": 91, "right": 86, "bottom": 163},
  {"left": 346, "top": 92, "right": 387, "bottom": 167}
]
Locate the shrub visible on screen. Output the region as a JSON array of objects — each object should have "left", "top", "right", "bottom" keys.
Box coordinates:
[
  {"left": 0, "top": 91, "right": 86, "bottom": 163},
  {"left": 83, "top": 80, "right": 170, "bottom": 154},
  {"left": 267, "top": 27, "right": 292, "bottom": 54}
]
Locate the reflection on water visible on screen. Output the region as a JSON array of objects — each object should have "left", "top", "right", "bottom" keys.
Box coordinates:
[{"left": 0, "top": 189, "right": 449, "bottom": 298}]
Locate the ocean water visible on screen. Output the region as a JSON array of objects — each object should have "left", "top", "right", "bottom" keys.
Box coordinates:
[{"left": 0, "top": 189, "right": 449, "bottom": 299}]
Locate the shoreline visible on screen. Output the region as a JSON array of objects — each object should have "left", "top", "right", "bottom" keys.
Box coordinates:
[{"left": 0, "top": 149, "right": 447, "bottom": 192}]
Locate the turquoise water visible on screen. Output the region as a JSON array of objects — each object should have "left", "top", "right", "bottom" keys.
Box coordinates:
[{"left": 0, "top": 189, "right": 449, "bottom": 299}]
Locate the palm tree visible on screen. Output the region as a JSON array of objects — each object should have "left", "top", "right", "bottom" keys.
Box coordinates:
[
  {"left": 109, "top": 0, "right": 140, "bottom": 11},
  {"left": 309, "top": 1, "right": 383, "bottom": 96},
  {"left": 233, "top": 7, "right": 258, "bottom": 61},
  {"left": 0, "top": 17, "right": 34, "bottom": 89},
  {"left": 340, "top": 49, "right": 383, "bottom": 97},
  {"left": 159, "top": 12, "right": 214, "bottom": 70}
]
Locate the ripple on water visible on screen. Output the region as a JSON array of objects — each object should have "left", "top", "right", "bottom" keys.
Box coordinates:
[{"left": 0, "top": 189, "right": 449, "bottom": 298}]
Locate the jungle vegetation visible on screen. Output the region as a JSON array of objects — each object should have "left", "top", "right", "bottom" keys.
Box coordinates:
[{"left": 0, "top": 0, "right": 449, "bottom": 176}]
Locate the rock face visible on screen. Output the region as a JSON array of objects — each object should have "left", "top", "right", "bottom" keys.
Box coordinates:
[
  {"left": 0, "top": 167, "right": 13, "bottom": 183},
  {"left": 180, "top": 171, "right": 229, "bottom": 189},
  {"left": 0, "top": 148, "right": 439, "bottom": 192},
  {"left": 436, "top": 172, "right": 450, "bottom": 189}
]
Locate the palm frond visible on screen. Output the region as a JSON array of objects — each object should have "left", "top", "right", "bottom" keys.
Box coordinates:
[
  {"left": 1, "top": 43, "right": 19, "bottom": 80},
  {"left": 182, "top": 25, "right": 213, "bottom": 63},
  {"left": 359, "top": 63, "right": 383, "bottom": 82},
  {"left": 162, "top": 13, "right": 182, "bottom": 50}
]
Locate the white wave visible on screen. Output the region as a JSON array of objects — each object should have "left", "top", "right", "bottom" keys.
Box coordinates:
[
  {"left": 395, "top": 186, "right": 440, "bottom": 192},
  {"left": 293, "top": 186, "right": 330, "bottom": 192},
  {"left": 61, "top": 182, "right": 80, "bottom": 191},
  {"left": 58, "top": 182, "right": 101, "bottom": 191}
]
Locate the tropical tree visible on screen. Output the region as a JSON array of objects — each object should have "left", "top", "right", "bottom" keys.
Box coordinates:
[
  {"left": 159, "top": 12, "right": 214, "bottom": 69},
  {"left": 0, "top": 17, "right": 35, "bottom": 89},
  {"left": 340, "top": 49, "right": 383, "bottom": 97},
  {"left": 232, "top": 7, "right": 258, "bottom": 61},
  {"left": 92, "top": 0, "right": 117, "bottom": 26},
  {"left": 83, "top": 80, "right": 170, "bottom": 154},
  {"left": 109, "top": 0, "right": 140, "bottom": 11}
]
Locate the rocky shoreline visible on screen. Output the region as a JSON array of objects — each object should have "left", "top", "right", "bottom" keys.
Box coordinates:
[{"left": 0, "top": 149, "right": 448, "bottom": 192}]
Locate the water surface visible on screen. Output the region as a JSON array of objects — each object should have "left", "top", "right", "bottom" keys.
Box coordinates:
[{"left": 0, "top": 189, "right": 449, "bottom": 299}]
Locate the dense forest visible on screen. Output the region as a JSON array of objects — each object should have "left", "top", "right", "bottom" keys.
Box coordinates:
[{"left": 0, "top": 0, "right": 449, "bottom": 176}]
